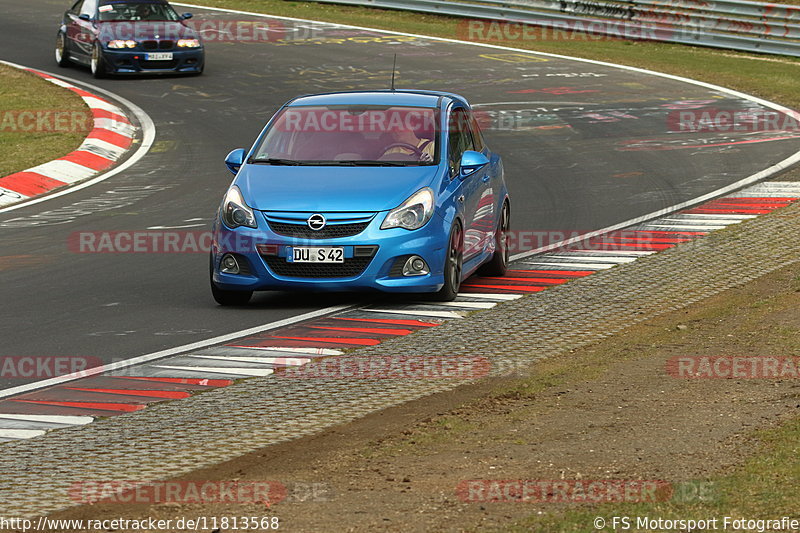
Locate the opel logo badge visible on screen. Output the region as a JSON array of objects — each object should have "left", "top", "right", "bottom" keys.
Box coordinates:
[{"left": 307, "top": 213, "right": 326, "bottom": 231}]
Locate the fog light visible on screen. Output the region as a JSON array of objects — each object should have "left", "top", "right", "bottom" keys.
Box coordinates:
[
  {"left": 402, "top": 255, "right": 429, "bottom": 276},
  {"left": 220, "top": 254, "right": 240, "bottom": 274}
]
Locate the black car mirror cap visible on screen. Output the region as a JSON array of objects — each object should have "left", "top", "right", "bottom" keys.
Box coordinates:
[{"left": 78, "top": 13, "right": 92, "bottom": 21}]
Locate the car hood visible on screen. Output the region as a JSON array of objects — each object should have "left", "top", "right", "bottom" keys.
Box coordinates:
[
  {"left": 237, "top": 165, "right": 440, "bottom": 213},
  {"left": 97, "top": 21, "right": 199, "bottom": 41}
]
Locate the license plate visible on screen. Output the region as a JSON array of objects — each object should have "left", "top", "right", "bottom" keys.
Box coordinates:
[
  {"left": 288, "top": 247, "right": 344, "bottom": 263},
  {"left": 145, "top": 52, "right": 173, "bottom": 61}
]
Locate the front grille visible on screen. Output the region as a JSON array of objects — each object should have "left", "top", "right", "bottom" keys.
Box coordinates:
[
  {"left": 267, "top": 221, "right": 370, "bottom": 240},
  {"left": 262, "top": 255, "right": 374, "bottom": 279},
  {"left": 141, "top": 40, "right": 174, "bottom": 50}
]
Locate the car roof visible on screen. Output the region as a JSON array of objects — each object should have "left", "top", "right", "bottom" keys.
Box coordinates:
[{"left": 286, "top": 90, "right": 468, "bottom": 109}]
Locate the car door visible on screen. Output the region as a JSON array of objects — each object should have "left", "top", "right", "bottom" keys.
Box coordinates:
[
  {"left": 73, "top": 0, "right": 99, "bottom": 60},
  {"left": 447, "top": 106, "right": 484, "bottom": 260},
  {"left": 465, "top": 109, "right": 496, "bottom": 255},
  {"left": 63, "top": 0, "right": 85, "bottom": 60}
]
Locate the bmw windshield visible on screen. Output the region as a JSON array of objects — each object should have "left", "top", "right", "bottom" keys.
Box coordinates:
[
  {"left": 98, "top": 2, "right": 182, "bottom": 21},
  {"left": 250, "top": 105, "right": 440, "bottom": 167}
]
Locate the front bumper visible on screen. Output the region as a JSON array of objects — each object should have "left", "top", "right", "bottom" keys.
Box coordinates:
[
  {"left": 102, "top": 47, "right": 204, "bottom": 74},
  {"left": 211, "top": 212, "right": 451, "bottom": 293}
]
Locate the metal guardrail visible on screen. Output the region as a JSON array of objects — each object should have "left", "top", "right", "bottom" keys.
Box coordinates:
[{"left": 308, "top": 0, "right": 800, "bottom": 57}]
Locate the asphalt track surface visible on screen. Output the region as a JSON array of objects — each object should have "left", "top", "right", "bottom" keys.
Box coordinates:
[{"left": 1, "top": 0, "right": 799, "bottom": 391}]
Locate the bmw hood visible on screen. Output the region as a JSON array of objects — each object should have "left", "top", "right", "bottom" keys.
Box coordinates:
[{"left": 236, "top": 165, "right": 440, "bottom": 213}]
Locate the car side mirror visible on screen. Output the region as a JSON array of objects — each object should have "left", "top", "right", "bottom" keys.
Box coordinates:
[
  {"left": 181, "top": 12, "right": 193, "bottom": 20},
  {"left": 224, "top": 148, "right": 246, "bottom": 175},
  {"left": 78, "top": 13, "right": 92, "bottom": 21},
  {"left": 459, "top": 150, "right": 489, "bottom": 179}
]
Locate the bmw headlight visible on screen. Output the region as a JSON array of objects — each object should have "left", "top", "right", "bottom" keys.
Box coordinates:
[
  {"left": 381, "top": 187, "right": 435, "bottom": 230},
  {"left": 108, "top": 40, "right": 137, "bottom": 49},
  {"left": 221, "top": 186, "right": 257, "bottom": 229},
  {"left": 177, "top": 39, "right": 201, "bottom": 48}
]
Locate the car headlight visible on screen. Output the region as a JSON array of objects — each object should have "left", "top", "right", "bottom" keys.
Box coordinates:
[
  {"left": 221, "top": 186, "right": 257, "bottom": 229},
  {"left": 381, "top": 187, "right": 435, "bottom": 230},
  {"left": 177, "top": 39, "right": 201, "bottom": 48},
  {"left": 107, "top": 40, "right": 137, "bottom": 49}
]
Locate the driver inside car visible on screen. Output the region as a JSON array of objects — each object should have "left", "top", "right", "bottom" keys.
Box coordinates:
[
  {"left": 380, "top": 125, "right": 434, "bottom": 162},
  {"left": 135, "top": 4, "right": 160, "bottom": 20}
]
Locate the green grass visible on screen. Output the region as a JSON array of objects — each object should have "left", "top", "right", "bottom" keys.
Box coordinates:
[{"left": 0, "top": 64, "right": 91, "bottom": 177}]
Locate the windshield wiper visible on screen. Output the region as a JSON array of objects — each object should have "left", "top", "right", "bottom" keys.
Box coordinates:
[
  {"left": 248, "top": 157, "right": 302, "bottom": 166},
  {"left": 322, "top": 160, "right": 409, "bottom": 167}
]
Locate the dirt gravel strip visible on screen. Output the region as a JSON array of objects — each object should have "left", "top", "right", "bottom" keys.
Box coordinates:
[
  {"left": 2, "top": 181, "right": 800, "bottom": 518},
  {"left": 0, "top": 65, "right": 137, "bottom": 208}
]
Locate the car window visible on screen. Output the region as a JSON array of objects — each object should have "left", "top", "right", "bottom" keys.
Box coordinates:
[
  {"left": 448, "top": 108, "right": 474, "bottom": 175},
  {"left": 251, "top": 105, "right": 439, "bottom": 166},
  {"left": 79, "top": 0, "right": 98, "bottom": 17},
  {"left": 97, "top": 2, "right": 181, "bottom": 21},
  {"left": 69, "top": 0, "right": 84, "bottom": 14},
  {"left": 467, "top": 111, "right": 485, "bottom": 152}
]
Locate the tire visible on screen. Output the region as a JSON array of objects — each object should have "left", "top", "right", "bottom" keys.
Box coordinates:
[
  {"left": 90, "top": 42, "right": 106, "bottom": 78},
  {"left": 55, "top": 32, "right": 70, "bottom": 67},
  {"left": 432, "top": 221, "right": 463, "bottom": 301},
  {"left": 477, "top": 200, "right": 510, "bottom": 277},
  {"left": 210, "top": 255, "right": 252, "bottom": 306}
]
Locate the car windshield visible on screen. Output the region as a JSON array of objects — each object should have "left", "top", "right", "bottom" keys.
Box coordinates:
[
  {"left": 98, "top": 2, "right": 181, "bottom": 21},
  {"left": 250, "top": 105, "right": 440, "bottom": 166}
]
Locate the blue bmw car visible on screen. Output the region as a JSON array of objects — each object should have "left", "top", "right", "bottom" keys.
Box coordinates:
[
  {"left": 210, "top": 90, "right": 510, "bottom": 305},
  {"left": 55, "top": 0, "right": 204, "bottom": 77}
]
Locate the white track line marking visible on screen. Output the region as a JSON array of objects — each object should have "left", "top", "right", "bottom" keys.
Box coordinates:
[
  {"left": 152, "top": 365, "right": 274, "bottom": 377},
  {"left": 646, "top": 224, "right": 729, "bottom": 230},
  {"left": 407, "top": 301, "right": 497, "bottom": 309},
  {"left": 187, "top": 355, "right": 310, "bottom": 365},
  {"left": 365, "top": 308, "right": 465, "bottom": 318},
  {"left": 226, "top": 346, "right": 343, "bottom": 356},
  {"left": 561, "top": 250, "right": 656, "bottom": 256},
  {"left": 0, "top": 429, "right": 47, "bottom": 439},
  {"left": 522, "top": 262, "right": 612, "bottom": 269},
  {"left": 0, "top": 414, "right": 93, "bottom": 425},
  {"left": 545, "top": 255, "right": 638, "bottom": 263},
  {"left": 457, "top": 293, "right": 522, "bottom": 300},
  {"left": 676, "top": 213, "right": 758, "bottom": 219},
  {"left": 24, "top": 160, "right": 96, "bottom": 183}
]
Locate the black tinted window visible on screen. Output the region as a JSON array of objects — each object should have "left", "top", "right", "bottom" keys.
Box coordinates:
[{"left": 448, "top": 108, "right": 474, "bottom": 175}]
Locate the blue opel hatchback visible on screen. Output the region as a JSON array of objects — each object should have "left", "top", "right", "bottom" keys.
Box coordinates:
[{"left": 210, "top": 90, "right": 510, "bottom": 305}]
